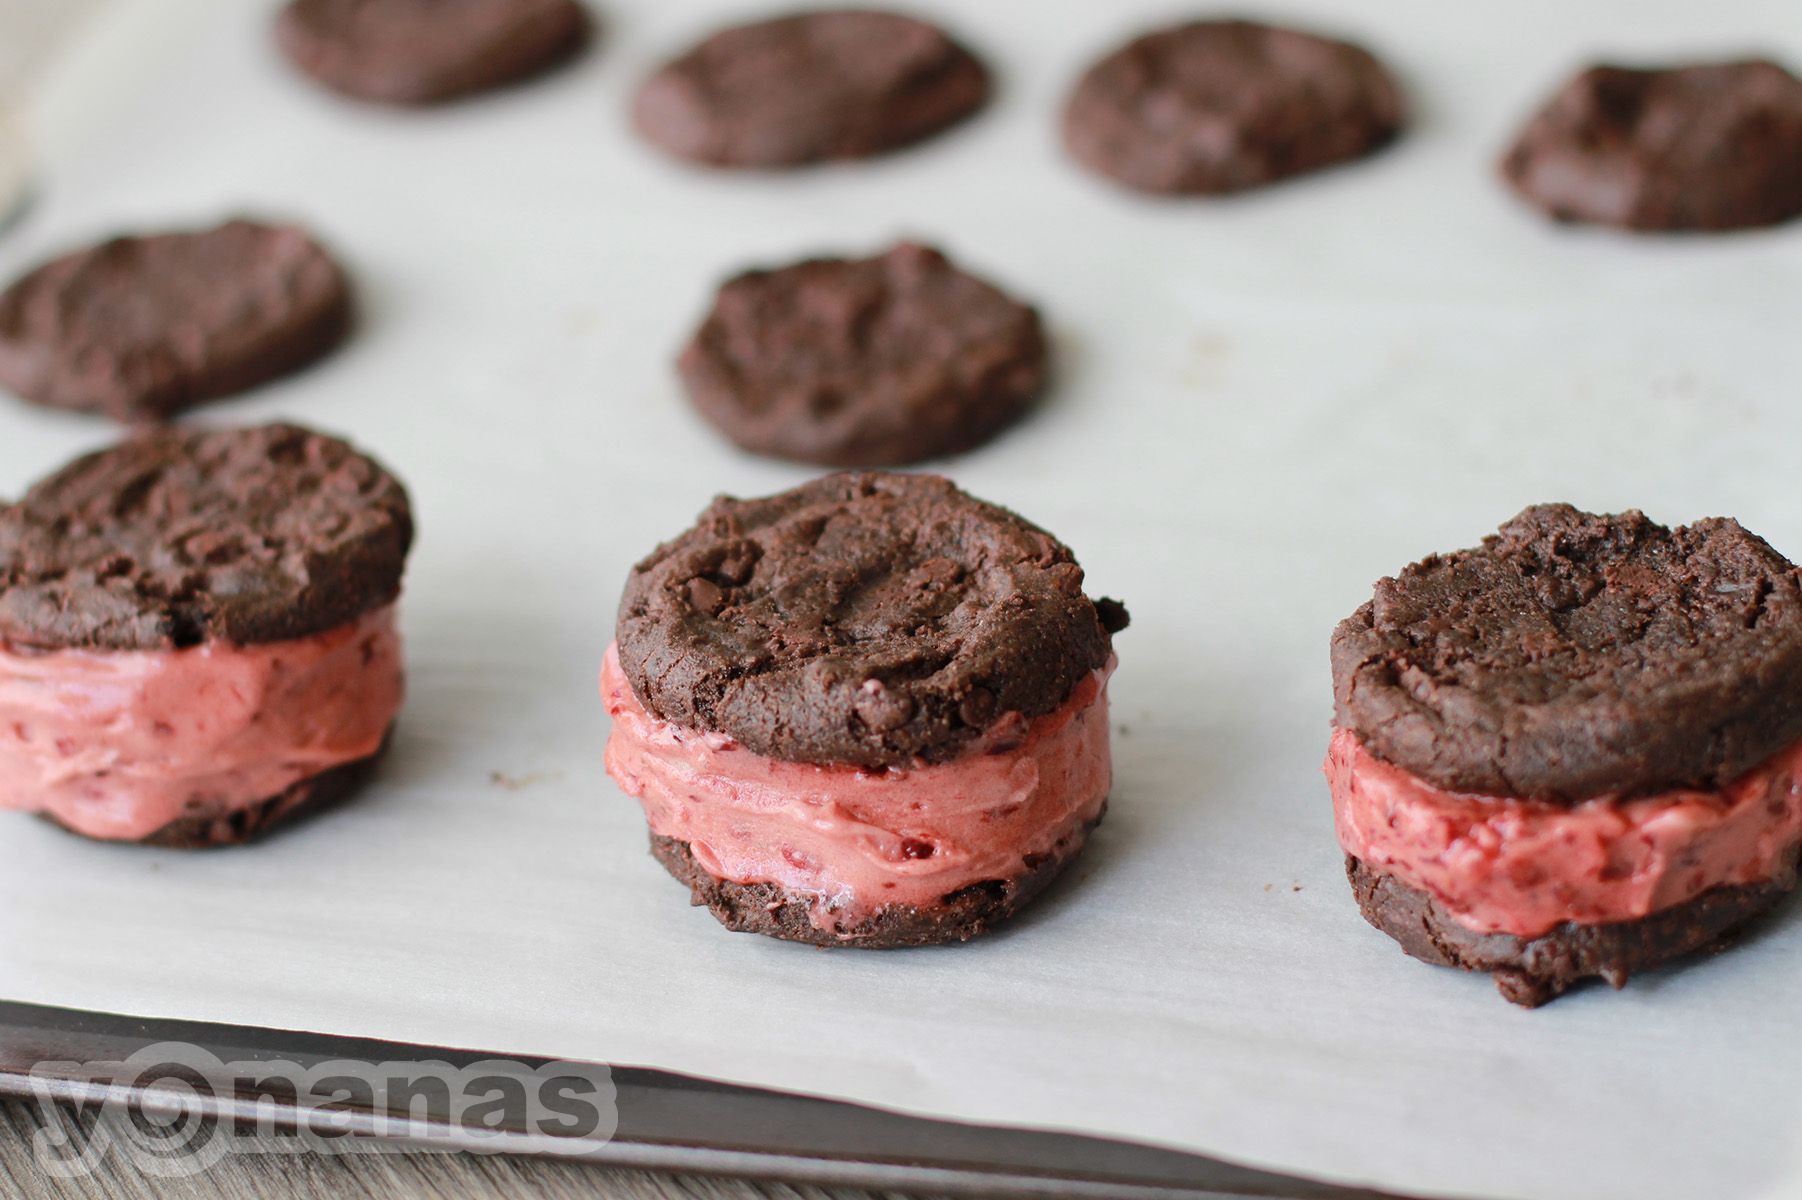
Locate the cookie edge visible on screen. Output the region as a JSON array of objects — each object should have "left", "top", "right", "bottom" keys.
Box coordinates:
[
  {"left": 647, "top": 807, "right": 1102, "bottom": 948},
  {"left": 1345, "top": 852, "right": 1799, "bottom": 1006}
]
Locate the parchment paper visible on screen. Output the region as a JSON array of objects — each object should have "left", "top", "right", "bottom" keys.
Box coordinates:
[{"left": 3, "top": 2, "right": 1802, "bottom": 1197}]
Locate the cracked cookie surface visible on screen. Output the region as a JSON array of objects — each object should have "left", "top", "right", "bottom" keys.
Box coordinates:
[
  {"left": 1331, "top": 504, "right": 1802, "bottom": 801},
  {"left": 616, "top": 472, "right": 1127, "bottom": 769},
  {"left": 0, "top": 422, "right": 412, "bottom": 651}
]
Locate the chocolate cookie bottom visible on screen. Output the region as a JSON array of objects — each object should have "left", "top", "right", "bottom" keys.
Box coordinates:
[
  {"left": 1347, "top": 852, "right": 1799, "bottom": 1007},
  {"left": 42, "top": 733, "right": 391, "bottom": 848},
  {"left": 649, "top": 807, "right": 1103, "bottom": 948}
]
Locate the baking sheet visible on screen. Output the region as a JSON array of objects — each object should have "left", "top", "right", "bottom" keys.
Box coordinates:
[{"left": 3, "top": 2, "right": 1802, "bottom": 1198}]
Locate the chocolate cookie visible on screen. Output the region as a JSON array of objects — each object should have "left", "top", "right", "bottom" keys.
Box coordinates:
[
  {"left": 616, "top": 471, "right": 1129, "bottom": 770},
  {"left": 1332, "top": 504, "right": 1802, "bottom": 802},
  {"left": 1348, "top": 853, "right": 1798, "bottom": 1007},
  {"left": 650, "top": 814, "right": 1100, "bottom": 949},
  {"left": 0, "top": 423, "right": 413, "bottom": 652},
  {"left": 1501, "top": 60, "right": 1802, "bottom": 232},
  {"left": 679, "top": 244, "right": 1046, "bottom": 466},
  {"left": 0, "top": 220, "right": 351, "bottom": 423},
  {"left": 276, "top": 0, "right": 591, "bottom": 106},
  {"left": 633, "top": 11, "right": 989, "bottom": 168},
  {"left": 1062, "top": 20, "right": 1405, "bottom": 195}
]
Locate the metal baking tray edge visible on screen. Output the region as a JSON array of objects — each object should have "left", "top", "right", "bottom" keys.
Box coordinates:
[{"left": 0, "top": 998, "right": 1420, "bottom": 1200}]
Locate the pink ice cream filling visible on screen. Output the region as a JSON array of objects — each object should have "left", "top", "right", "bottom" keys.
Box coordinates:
[
  {"left": 0, "top": 607, "right": 403, "bottom": 841},
  {"left": 601, "top": 642, "right": 1113, "bottom": 936},
  {"left": 1326, "top": 725, "right": 1802, "bottom": 938}
]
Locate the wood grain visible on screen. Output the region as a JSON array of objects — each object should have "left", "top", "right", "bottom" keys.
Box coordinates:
[{"left": 0, "top": 1099, "right": 947, "bottom": 1200}]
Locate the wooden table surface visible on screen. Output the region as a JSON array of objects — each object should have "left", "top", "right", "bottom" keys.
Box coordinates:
[{"left": 0, "top": 1098, "right": 950, "bottom": 1200}]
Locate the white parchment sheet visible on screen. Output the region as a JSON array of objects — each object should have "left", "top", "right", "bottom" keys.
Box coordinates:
[{"left": 3, "top": 2, "right": 1802, "bottom": 1197}]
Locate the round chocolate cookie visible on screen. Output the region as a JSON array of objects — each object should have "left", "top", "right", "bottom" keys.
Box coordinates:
[
  {"left": 1062, "top": 19, "right": 1405, "bottom": 196},
  {"left": 616, "top": 472, "right": 1129, "bottom": 770},
  {"left": 1347, "top": 852, "right": 1798, "bottom": 1008},
  {"left": 649, "top": 813, "right": 1100, "bottom": 949},
  {"left": 679, "top": 244, "right": 1046, "bottom": 466},
  {"left": 633, "top": 11, "right": 989, "bottom": 168},
  {"left": 1501, "top": 60, "right": 1802, "bottom": 232},
  {"left": 1332, "top": 504, "right": 1802, "bottom": 803},
  {"left": 276, "top": 0, "right": 591, "bottom": 106},
  {"left": 0, "top": 422, "right": 412, "bottom": 652},
  {"left": 0, "top": 220, "right": 350, "bottom": 423}
]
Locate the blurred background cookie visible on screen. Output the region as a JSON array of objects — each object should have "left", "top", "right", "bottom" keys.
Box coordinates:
[
  {"left": 1063, "top": 19, "right": 1404, "bottom": 195},
  {"left": 633, "top": 10, "right": 988, "bottom": 168},
  {"left": 1502, "top": 59, "right": 1802, "bottom": 231},
  {"left": 0, "top": 218, "right": 351, "bottom": 423},
  {"left": 679, "top": 243, "right": 1045, "bottom": 466},
  {"left": 276, "top": 0, "right": 592, "bottom": 106}
]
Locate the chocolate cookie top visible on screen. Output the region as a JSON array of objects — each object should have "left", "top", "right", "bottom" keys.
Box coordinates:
[
  {"left": 679, "top": 243, "right": 1046, "bottom": 467},
  {"left": 633, "top": 11, "right": 989, "bottom": 168},
  {"left": 0, "top": 423, "right": 412, "bottom": 652},
  {"left": 0, "top": 220, "right": 350, "bottom": 424},
  {"left": 1501, "top": 60, "right": 1802, "bottom": 232},
  {"left": 616, "top": 473, "right": 1128, "bottom": 769},
  {"left": 1332, "top": 504, "right": 1802, "bottom": 803},
  {"left": 1062, "top": 20, "right": 1404, "bottom": 195},
  {"left": 276, "top": 0, "right": 590, "bottom": 106}
]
